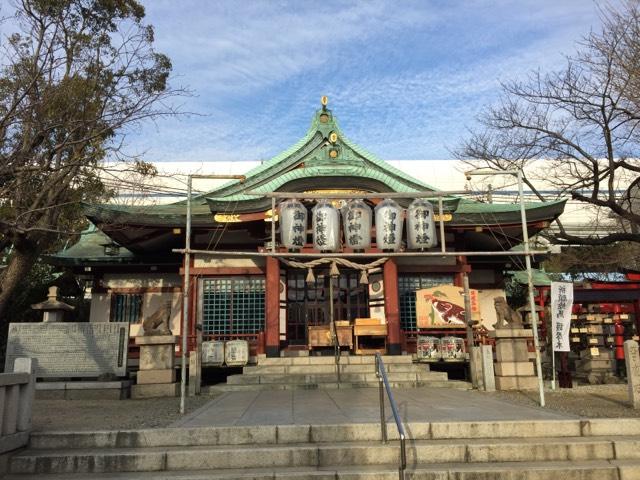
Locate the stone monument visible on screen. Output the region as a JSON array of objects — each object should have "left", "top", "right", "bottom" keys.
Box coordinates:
[
  {"left": 624, "top": 340, "right": 640, "bottom": 409},
  {"left": 132, "top": 301, "right": 179, "bottom": 399},
  {"left": 491, "top": 297, "right": 538, "bottom": 390}
]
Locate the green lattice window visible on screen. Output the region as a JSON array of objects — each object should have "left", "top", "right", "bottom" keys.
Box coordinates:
[
  {"left": 201, "top": 277, "right": 265, "bottom": 335},
  {"left": 111, "top": 294, "right": 142, "bottom": 324},
  {"left": 398, "top": 274, "right": 455, "bottom": 330}
]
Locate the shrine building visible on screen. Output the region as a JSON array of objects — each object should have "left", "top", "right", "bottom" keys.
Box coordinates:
[{"left": 50, "top": 101, "right": 566, "bottom": 359}]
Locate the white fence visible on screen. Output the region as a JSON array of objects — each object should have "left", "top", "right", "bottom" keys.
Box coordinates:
[{"left": 0, "top": 358, "right": 35, "bottom": 455}]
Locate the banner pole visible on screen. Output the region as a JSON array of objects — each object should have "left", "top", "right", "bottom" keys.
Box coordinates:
[{"left": 551, "top": 350, "right": 556, "bottom": 391}]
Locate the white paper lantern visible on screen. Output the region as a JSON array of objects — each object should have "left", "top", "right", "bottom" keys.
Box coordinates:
[
  {"left": 406, "top": 198, "right": 437, "bottom": 249},
  {"left": 312, "top": 200, "right": 340, "bottom": 251},
  {"left": 279, "top": 199, "right": 307, "bottom": 250},
  {"left": 343, "top": 199, "right": 372, "bottom": 250},
  {"left": 375, "top": 199, "right": 404, "bottom": 251}
]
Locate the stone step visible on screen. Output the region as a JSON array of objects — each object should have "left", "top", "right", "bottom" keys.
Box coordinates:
[
  {"left": 243, "top": 363, "right": 427, "bottom": 375},
  {"left": 256, "top": 355, "right": 414, "bottom": 367},
  {"left": 28, "top": 420, "right": 593, "bottom": 451},
  {"left": 4, "top": 460, "right": 633, "bottom": 480},
  {"left": 204, "top": 380, "right": 470, "bottom": 392},
  {"left": 226, "top": 371, "right": 448, "bottom": 385},
  {"left": 9, "top": 437, "right": 638, "bottom": 475}
]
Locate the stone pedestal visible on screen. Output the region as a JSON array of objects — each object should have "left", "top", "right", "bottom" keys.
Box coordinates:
[
  {"left": 624, "top": 340, "right": 640, "bottom": 409},
  {"left": 470, "top": 346, "right": 483, "bottom": 389},
  {"left": 491, "top": 328, "right": 537, "bottom": 390},
  {"left": 575, "top": 348, "right": 616, "bottom": 385},
  {"left": 132, "top": 335, "right": 178, "bottom": 399},
  {"left": 481, "top": 345, "right": 496, "bottom": 392}
]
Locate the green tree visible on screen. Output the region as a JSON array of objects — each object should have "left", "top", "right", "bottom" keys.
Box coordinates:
[{"left": 0, "top": 0, "right": 178, "bottom": 324}]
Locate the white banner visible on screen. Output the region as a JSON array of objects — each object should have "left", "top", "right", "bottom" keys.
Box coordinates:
[{"left": 551, "top": 282, "right": 574, "bottom": 352}]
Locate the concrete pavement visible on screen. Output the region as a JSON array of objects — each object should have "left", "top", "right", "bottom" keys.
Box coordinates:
[{"left": 173, "top": 387, "right": 571, "bottom": 427}]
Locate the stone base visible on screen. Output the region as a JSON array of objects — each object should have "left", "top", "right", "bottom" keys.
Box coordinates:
[
  {"left": 495, "top": 339, "right": 530, "bottom": 362},
  {"left": 137, "top": 369, "right": 176, "bottom": 384},
  {"left": 35, "top": 381, "right": 131, "bottom": 400},
  {"left": 577, "top": 359, "right": 615, "bottom": 371},
  {"left": 580, "top": 348, "right": 614, "bottom": 360},
  {"left": 136, "top": 335, "right": 176, "bottom": 371},
  {"left": 495, "top": 361, "right": 535, "bottom": 376},
  {"left": 131, "top": 383, "right": 179, "bottom": 399},
  {"left": 134, "top": 335, "right": 178, "bottom": 346},
  {"left": 490, "top": 328, "right": 533, "bottom": 339},
  {"left": 495, "top": 376, "right": 538, "bottom": 390}
]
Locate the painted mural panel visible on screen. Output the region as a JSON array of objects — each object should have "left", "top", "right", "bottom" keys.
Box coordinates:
[{"left": 415, "top": 285, "right": 480, "bottom": 328}]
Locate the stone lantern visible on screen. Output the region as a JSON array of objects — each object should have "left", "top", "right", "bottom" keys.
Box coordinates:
[
  {"left": 343, "top": 199, "right": 372, "bottom": 251},
  {"left": 31, "top": 286, "right": 74, "bottom": 322},
  {"left": 406, "top": 198, "right": 437, "bottom": 250},
  {"left": 375, "top": 199, "right": 404, "bottom": 251},
  {"left": 312, "top": 200, "right": 340, "bottom": 251}
]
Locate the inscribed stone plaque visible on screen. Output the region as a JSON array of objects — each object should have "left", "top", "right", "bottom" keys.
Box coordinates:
[
  {"left": 480, "top": 345, "right": 496, "bottom": 392},
  {"left": 624, "top": 340, "right": 640, "bottom": 409},
  {"left": 4, "top": 323, "right": 129, "bottom": 378}
]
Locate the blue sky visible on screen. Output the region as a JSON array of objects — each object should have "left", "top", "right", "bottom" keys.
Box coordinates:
[{"left": 11, "top": 1, "right": 619, "bottom": 162}]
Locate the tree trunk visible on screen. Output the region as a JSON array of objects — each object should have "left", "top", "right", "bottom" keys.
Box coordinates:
[{"left": 0, "top": 246, "right": 38, "bottom": 325}]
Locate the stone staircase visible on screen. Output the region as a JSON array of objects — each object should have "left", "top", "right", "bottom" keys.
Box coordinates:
[
  {"left": 7, "top": 418, "right": 640, "bottom": 479},
  {"left": 204, "top": 354, "right": 470, "bottom": 392}
]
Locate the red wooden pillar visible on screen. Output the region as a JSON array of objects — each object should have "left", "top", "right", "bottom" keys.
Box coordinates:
[
  {"left": 265, "top": 257, "right": 280, "bottom": 357},
  {"left": 384, "top": 259, "right": 401, "bottom": 355},
  {"left": 634, "top": 300, "right": 640, "bottom": 342}
]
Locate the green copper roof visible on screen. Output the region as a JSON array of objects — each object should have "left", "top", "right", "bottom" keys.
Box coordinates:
[
  {"left": 204, "top": 107, "right": 439, "bottom": 204},
  {"left": 510, "top": 269, "right": 553, "bottom": 286},
  {"left": 48, "top": 224, "right": 135, "bottom": 263},
  {"left": 80, "top": 105, "right": 566, "bottom": 231}
]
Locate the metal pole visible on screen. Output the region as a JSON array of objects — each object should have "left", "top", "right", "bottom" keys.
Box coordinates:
[
  {"left": 462, "top": 273, "right": 476, "bottom": 387},
  {"left": 178, "top": 173, "right": 244, "bottom": 414},
  {"left": 438, "top": 197, "right": 446, "bottom": 253},
  {"left": 399, "top": 436, "right": 406, "bottom": 480},
  {"left": 329, "top": 270, "right": 340, "bottom": 383},
  {"left": 180, "top": 175, "right": 192, "bottom": 414},
  {"left": 271, "top": 197, "right": 276, "bottom": 253},
  {"left": 172, "top": 249, "right": 549, "bottom": 258},
  {"left": 376, "top": 357, "right": 387, "bottom": 443},
  {"left": 551, "top": 351, "right": 556, "bottom": 391},
  {"left": 517, "top": 171, "right": 546, "bottom": 407}
]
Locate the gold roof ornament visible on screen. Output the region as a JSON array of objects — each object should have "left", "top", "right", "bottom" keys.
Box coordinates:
[{"left": 321, "top": 95, "right": 328, "bottom": 109}]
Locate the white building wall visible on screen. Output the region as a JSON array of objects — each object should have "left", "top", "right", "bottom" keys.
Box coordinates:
[
  {"left": 105, "top": 159, "right": 623, "bottom": 241},
  {"left": 477, "top": 289, "right": 505, "bottom": 331}
]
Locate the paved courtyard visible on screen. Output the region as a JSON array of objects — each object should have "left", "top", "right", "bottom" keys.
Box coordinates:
[{"left": 173, "top": 387, "right": 571, "bottom": 427}]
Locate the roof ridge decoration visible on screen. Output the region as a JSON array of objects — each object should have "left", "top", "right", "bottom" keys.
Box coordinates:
[{"left": 203, "top": 99, "right": 440, "bottom": 205}]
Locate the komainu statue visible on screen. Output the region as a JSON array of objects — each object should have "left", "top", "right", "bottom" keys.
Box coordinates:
[
  {"left": 493, "top": 297, "right": 523, "bottom": 329},
  {"left": 142, "top": 300, "right": 173, "bottom": 336}
]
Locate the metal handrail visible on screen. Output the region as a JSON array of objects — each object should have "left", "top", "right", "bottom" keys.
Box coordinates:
[
  {"left": 329, "top": 271, "right": 341, "bottom": 383},
  {"left": 375, "top": 353, "right": 407, "bottom": 480}
]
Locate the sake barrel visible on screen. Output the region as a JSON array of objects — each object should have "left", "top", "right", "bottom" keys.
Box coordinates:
[
  {"left": 225, "top": 340, "right": 249, "bottom": 366},
  {"left": 440, "top": 336, "right": 466, "bottom": 362},
  {"left": 416, "top": 336, "right": 441, "bottom": 362},
  {"left": 201, "top": 340, "right": 225, "bottom": 366}
]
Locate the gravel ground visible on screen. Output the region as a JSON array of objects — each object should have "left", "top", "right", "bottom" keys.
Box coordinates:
[
  {"left": 486, "top": 384, "right": 640, "bottom": 418},
  {"left": 31, "top": 384, "right": 639, "bottom": 432},
  {"left": 32, "top": 395, "right": 214, "bottom": 432}
]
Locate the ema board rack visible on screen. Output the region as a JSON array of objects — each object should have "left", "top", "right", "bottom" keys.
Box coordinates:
[
  {"left": 573, "top": 313, "right": 631, "bottom": 324},
  {"left": 569, "top": 310, "right": 637, "bottom": 355}
]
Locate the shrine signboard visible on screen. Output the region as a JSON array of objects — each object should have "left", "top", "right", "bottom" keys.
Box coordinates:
[{"left": 4, "top": 322, "right": 129, "bottom": 378}]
